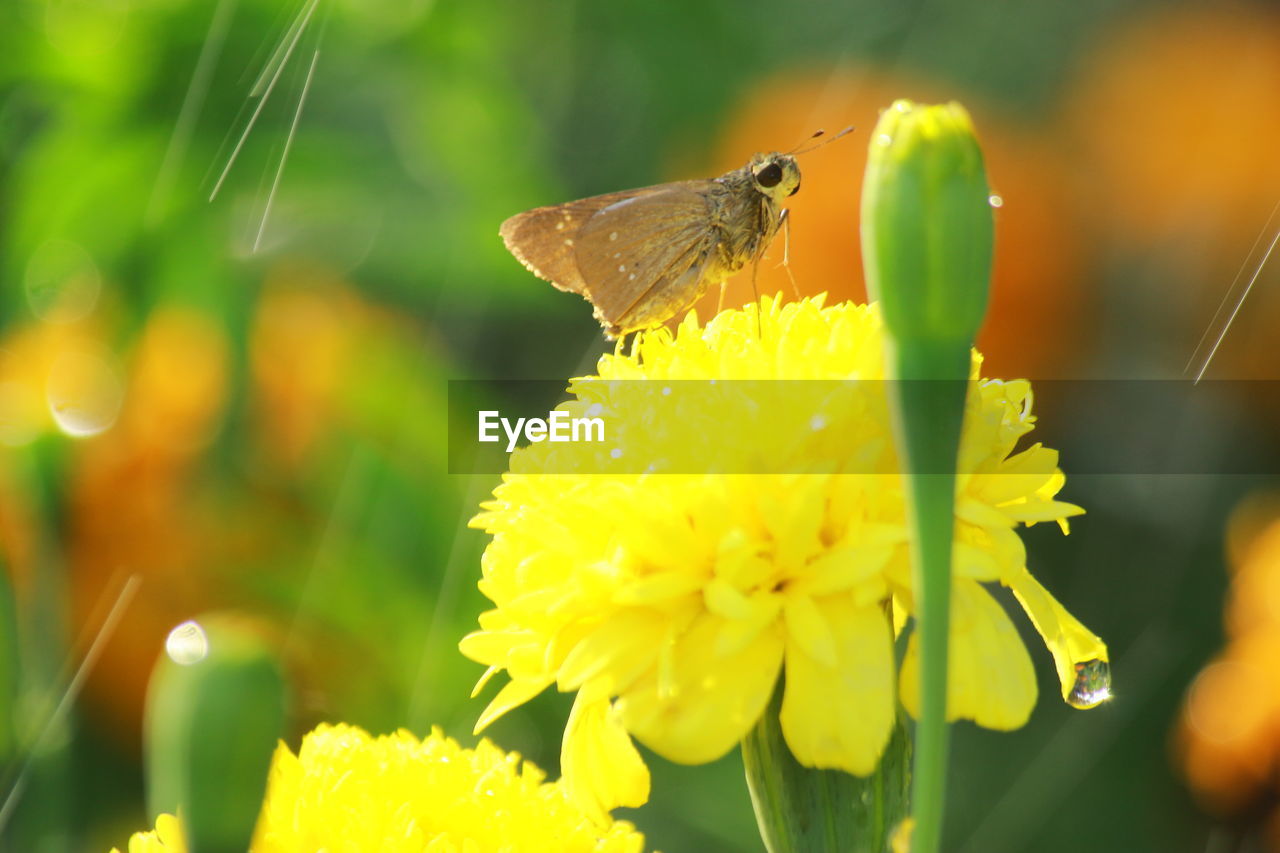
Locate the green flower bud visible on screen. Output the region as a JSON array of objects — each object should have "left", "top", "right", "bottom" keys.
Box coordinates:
[
  {"left": 144, "top": 614, "right": 286, "bottom": 853},
  {"left": 861, "top": 100, "right": 993, "bottom": 355}
]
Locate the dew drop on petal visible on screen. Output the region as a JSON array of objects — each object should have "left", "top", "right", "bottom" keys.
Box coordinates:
[
  {"left": 610, "top": 447, "right": 623, "bottom": 459},
  {"left": 988, "top": 194, "right": 1004, "bottom": 208},
  {"left": 809, "top": 414, "right": 827, "bottom": 431},
  {"left": 1066, "top": 658, "right": 1112, "bottom": 709},
  {"left": 46, "top": 349, "right": 123, "bottom": 437},
  {"left": 165, "top": 620, "right": 209, "bottom": 665}
]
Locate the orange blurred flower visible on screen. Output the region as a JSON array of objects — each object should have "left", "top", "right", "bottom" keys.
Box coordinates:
[
  {"left": 1064, "top": 4, "right": 1280, "bottom": 380},
  {"left": 0, "top": 315, "right": 122, "bottom": 595},
  {"left": 250, "top": 266, "right": 362, "bottom": 468},
  {"left": 69, "top": 306, "right": 229, "bottom": 742},
  {"left": 1178, "top": 494, "right": 1280, "bottom": 834},
  {"left": 691, "top": 69, "right": 1093, "bottom": 379}
]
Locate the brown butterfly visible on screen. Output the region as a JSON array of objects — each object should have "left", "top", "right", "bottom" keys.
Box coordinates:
[{"left": 500, "top": 150, "right": 808, "bottom": 339}]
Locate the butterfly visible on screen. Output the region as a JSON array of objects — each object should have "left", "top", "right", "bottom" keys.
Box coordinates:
[{"left": 500, "top": 149, "right": 810, "bottom": 339}]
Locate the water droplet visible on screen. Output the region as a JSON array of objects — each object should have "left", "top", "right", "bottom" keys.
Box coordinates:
[
  {"left": 45, "top": 349, "right": 123, "bottom": 437},
  {"left": 1066, "top": 658, "right": 1111, "bottom": 709},
  {"left": 25, "top": 239, "right": 101, "bottom": 322},
  {"left": 988, "top": 194, "right": 1004, "bottom": 208},
  {"left": 165, "top": 620, "right": 209, "bottom": 665},
  {"left": 809, "top": 414, "right": 827, "bottom": 431},
  {"left": 876, "top": 133, "right": 893, "bottom": 147},
  {"left": 609, "top": 447, "right": 623, "bottom": 459}
]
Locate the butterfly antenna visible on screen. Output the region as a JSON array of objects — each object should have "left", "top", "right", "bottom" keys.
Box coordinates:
[{"left": 791, "top": 124, "right": 855, "bottom": 157}]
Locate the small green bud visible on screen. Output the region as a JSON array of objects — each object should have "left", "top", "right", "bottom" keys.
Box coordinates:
[
  {"left": 861, "top": 100, "right": 993, "bottom": 354},
  {"left": 144, "top": 614, "right": 286, "bottom": 853}
]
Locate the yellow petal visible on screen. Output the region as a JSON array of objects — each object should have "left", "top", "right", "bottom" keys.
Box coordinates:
[
  {"left": 1006, "top": 567, "right": 1110, "bottom": 704},
  {"left": 783, "top": 594, "right": 838, "bottom": 669},
  {"left": 557, "top": 609, "right": 668, "bottom": 693},
  {"left": 618, "top": 613, "right": 783, "bottom": 764},
  {"left": 1002, "top": 500, "right": 1085, "bottom": 524},
  {"left": 474, "top": 676, "right": 553, "bottom": 733},
  {"left": 780, "top": 598, "right": 895, "bottom": 774},
  {"left": 562, "top": 685, "right": 651, "bottom": 818},
  {"left": 900, "top": 579, "right": 1037, "bottom": 730}
]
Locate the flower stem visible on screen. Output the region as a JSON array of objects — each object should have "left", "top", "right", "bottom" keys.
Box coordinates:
[
  {"left": 890, "top": 343, "right": 971, "bottom": 853},
  {"left": 860, "top": 100, "right": 993, "bottom": 853},
  {"left": 742, "top": 677, "right": 912, "bottom": 853}
]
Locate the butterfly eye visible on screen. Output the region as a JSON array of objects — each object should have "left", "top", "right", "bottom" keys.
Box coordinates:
[{"left": 755, "top": 162, "right": 784, "bottom": 188}]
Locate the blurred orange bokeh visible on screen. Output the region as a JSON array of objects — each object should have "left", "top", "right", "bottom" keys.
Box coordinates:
[
  {"left": 1064, "top": 4, "right": 1280, "bottom": 380},
  {"left": 689, "top": 69, "right": 1094, "bottom": 379},
  {"left": 1178, "top": 496, "right": 1280, "bottom": 838},
  {"left": 69, "top": 306, "right": 230, "bottom": 743}
]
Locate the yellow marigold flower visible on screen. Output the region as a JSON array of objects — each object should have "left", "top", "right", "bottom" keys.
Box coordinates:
[
  {"left": 462, "top": 295, "right": 1108, "bottom": 812},
  {"left": 112, "top": 723, "right": 646, "bottom": 852}
]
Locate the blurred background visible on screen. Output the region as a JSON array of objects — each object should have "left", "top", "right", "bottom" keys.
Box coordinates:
[{"left": 2, "top": 0, "right": 1280, "bottom": 849}]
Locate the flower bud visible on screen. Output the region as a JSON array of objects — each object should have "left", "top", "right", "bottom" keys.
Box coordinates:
[
  {"left": 144, "top": 614, "right": 285, "bottom": 853},
  {"left": 861, "top": 100, "right": 993, "bottom": 353}
]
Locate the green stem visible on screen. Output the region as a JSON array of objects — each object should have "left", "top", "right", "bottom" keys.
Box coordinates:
[
  {"left": 890, "top": 340, "right": 970, "bottom": 853},
  {"left": 742, "top": 677, "right": 911, "bottom": 853}
]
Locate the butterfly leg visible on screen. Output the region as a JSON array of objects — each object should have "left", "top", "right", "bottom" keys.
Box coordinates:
[
  {"left": 717, "top": 278, "right": 728, "bottom": 315},
  {"left": 778, "top": 208, "right": 800, "bottom": 300}
]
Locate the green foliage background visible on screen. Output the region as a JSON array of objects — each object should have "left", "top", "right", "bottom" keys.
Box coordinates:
[{"left": 0, "top": 0, "right": 1275, "bottom": 850}]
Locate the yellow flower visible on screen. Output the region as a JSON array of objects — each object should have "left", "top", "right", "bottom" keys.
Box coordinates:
[
  {"left": 462, "top": 296, "right": 1108, "bottom": 812},
  {"left": 112, "top": 723, "right": 646, "bottom": 852}
]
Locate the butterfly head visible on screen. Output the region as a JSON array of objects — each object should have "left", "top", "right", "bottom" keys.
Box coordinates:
[{"left": 749, "top": 152, "right": 801, "bottom": 203}]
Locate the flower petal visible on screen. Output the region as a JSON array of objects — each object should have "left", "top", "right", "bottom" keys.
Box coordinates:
[
  {"left": 618, "top": 613, "right": 783, "bottom": 764},
  {"left": 900, "top": 579, "right": 1037, "bottom": 730},
  {"left": 1005, "top": 567, "right": 1109, "bottom": 703},
  {"left": 473, "top": 676, "right": 553, "bottom": 733},
  {"left": 780, "top": 597, "right": 895, "bottom": 774},
  {"left": 562, "top": 683, "right": 651, "bottom": 817}
]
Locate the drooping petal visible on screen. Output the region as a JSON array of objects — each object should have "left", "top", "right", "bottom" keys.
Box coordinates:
[
  {"left": 780, "top": 597, "right": 896, "bottom": 774},
  {"left": 618, "top": 613, "right": 784, "bottom": 764},
  {"left": 562, "top": 683, "right": 651, "bottom": 818},
  {"left": 900, "top": 579, "right": 1037, "bottom": 730},
  {"left": 1005, "top": 567, "right": 1110, "bottom": 703}
]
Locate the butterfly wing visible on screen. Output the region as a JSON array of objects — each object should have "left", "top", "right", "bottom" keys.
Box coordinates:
[
  {"left": 572, "top": 182, "right": 718, "bottom": 334},
  {"left": 500, "top": 181, "right": 720, "bottom": 336},
  {"left": 499, "top": 189, "right": 662, "bottom": 296}
]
